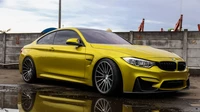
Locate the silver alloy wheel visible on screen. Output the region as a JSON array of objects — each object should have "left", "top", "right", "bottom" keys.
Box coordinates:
[
  {"left": 95, "top": 61, "right": 113, "bottom": 94},
  {"left": 22, "top": 59, "right": 34, "bottom": 82},
  {"left": 94, "top": 98, "right": 112, "bottom": 112},
  {"left": 21, "top": 92, "right": 34, "bottom": 111}
]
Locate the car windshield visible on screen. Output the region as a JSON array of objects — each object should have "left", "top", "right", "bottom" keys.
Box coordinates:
[{"left": 80, "top": 29, "right": 131, "bottom": 44}]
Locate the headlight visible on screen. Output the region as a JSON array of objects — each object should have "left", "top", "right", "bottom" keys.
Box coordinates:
[{"left": 123, "top": 57, "right": 155, "bottom": 68}]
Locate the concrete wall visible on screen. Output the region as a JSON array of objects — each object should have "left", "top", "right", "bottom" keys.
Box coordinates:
[
  {"left": 132, "top": 32, "right": 184, "bottom": 58},
  {"left": 0, "top": 34, "right": 3, "bottom": 63},
  {"left": 0, "top": 30, "right": 200, "bottom": 69},
  {"left": 0, "top": 86, "right": 18, "bottom": 109},
  {"left": 187, "top": 32, "right": 200, "bottom": 68},
  {"left": 5, "top": 33, "right": 40, "bottom": 63}
]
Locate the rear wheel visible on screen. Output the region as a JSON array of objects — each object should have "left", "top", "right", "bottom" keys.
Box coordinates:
[
  {"left": 94, "top": 59, "right": 122, "bottom": 95},
  {"left": 22, "top": 57, "right": 36, "bottom": 83},
  {"left": 21, "top": 90, "right": 36, "bottom": 111},
  {"left": 94, "top": 98, "right": 112, "bottom": 112}
]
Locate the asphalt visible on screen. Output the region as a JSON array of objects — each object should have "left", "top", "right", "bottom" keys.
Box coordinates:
[{"left": 0, "top": 69, "right": 200, "bottom": 112}]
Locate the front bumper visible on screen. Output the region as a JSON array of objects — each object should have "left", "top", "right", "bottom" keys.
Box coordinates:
[
  {"left": 132, "top": 77, "right": 190, "bottom": 93},
  {"left": 116, "top": 58, "right": 190, "bottom": 93}
]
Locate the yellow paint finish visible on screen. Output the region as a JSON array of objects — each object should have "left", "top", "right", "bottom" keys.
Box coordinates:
[
  {"left": 19, "top": 27, "right": 189, "bottom": 93},
  {"left": 140, "top": 77, "right": 160, "bottom": 83},
  {"left": 122, "top": 105, "right": 133, "bottom": 112},
  {"left": 18, "top": 92, "right": 92, "bottom": 112}
]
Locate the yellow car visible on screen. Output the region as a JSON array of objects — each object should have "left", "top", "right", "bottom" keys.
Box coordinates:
[{"left": 19, "top": 28, "right": 190, "bottom": 95}]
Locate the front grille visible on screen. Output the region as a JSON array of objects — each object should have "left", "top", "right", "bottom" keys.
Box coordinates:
[
  {"left": 161, "top": 80, "right": 184, "bottom": 88},
  {"left": 156, "top": 61, "right": 176, "bottom": 71},
  {"left": 178, "top": 62, "right": 186, "bottom": 71}
]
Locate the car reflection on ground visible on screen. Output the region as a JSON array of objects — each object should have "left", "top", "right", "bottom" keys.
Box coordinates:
[{"left": 18, "top": 90, "right": 182, "bottom": 112}]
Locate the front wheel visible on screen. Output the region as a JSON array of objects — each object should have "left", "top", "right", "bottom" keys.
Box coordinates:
[
  {"left": 94, "top": 59, "right": 122, "bottom": 95},
  {"left": 22, "top": 57, "right": 37, "bottom": 83}
]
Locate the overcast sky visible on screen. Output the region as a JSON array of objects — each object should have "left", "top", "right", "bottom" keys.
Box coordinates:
[{"left": 0, "top": 0, "right": 199, "bottom": 33}]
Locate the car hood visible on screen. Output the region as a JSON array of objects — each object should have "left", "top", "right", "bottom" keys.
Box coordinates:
[{"left": 91, "top": 44, "right": 180, "bottom": 59}]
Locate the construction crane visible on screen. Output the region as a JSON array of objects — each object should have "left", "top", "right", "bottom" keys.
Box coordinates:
[
  {"left": 138, "top": 18, "right": 145, "bottom": 32},
  {"left": 198, "top": 24, "right": 200, "bottom": 31},
  {"left": 173, "top": 14, "right": 183, "bottom": 31},
  {"left": 165, "top": 14, "right": 183, "bottom": 32}
]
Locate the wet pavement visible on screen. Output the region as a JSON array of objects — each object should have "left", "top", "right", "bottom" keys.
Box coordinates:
[
  {"left": 0, "top": 81, "right": 199, "bottom": 112},
  {"left": 0, "top": 69, "right": 200, "bottom": 112}
]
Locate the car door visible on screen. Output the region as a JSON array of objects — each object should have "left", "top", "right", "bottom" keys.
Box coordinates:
[
  {"left": 50, "top": 30, "right": 86, "bottom": 78},
  {"left": 34, "top": 32, "right": 56, "bottom": 75}
]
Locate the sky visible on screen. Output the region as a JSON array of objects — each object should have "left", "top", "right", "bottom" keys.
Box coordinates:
[{"left": 0, "top": 0, "right": 199, "bottom": 33}]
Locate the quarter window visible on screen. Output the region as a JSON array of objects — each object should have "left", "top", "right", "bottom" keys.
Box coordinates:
[
  {"left": 54, "top": 30, "right": 80, "bottom": 45},
  {"left": 37, "top": 32, "right": 56, "bottom": 44}
]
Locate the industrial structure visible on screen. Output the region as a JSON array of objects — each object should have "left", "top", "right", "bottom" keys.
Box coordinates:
[
  {"left": 138, "top": 18, "right": 145, "bottom": 32},
  {"left": 137, "top": 14, "right": 200, "bottom": 32}
]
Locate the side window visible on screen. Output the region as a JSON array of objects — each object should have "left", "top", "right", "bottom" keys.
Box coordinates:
[
  {"left": 54, "top": 30, "right": 80, "bottom": 45},
  {"left": 37, "top": 32, "right": 56, "bottom": 44}
]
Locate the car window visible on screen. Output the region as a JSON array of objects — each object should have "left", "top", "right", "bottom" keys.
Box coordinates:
[
  {"left": 54, "top": 30, "right": 80, "bottom": 45},
  {"left": 37, "top": 32, "right": 56, "bottom": 44},
  {"left": 80, "top": 29, "right": 130, "bottom": 44}
]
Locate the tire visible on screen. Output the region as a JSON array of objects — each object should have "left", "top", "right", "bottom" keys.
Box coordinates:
[
  {"left": 94, "top": 59, "right": 122, "bottom": 95},
  {"left": 22, "top": 57, "right": 37, "bottom": 83},
  {"left": 91, "top": 98, "right": 123, "bottom": 112},
  {"left": 93, "top": 98, "right": 112, "bottom": 112},
  {"left": 21, "top": 90, "right": 36, "bottom": 112}
]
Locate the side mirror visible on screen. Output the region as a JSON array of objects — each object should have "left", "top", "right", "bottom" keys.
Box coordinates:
[{"left": 66, "top": 38, "right": 83, "bottom": 46}]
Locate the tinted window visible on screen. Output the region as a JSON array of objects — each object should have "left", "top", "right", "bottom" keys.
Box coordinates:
[
  {"left": 37, "top": 32, "right": 56, "bottom": 44},
  {"left": 54, "top": 30, "right": 80, "bottom": 45},
  {"left": 80, "top": 29, "right": 130, "bottom": 44}
]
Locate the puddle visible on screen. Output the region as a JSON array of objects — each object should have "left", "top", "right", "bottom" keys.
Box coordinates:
[
  {"left": 0, "top": 84, "right": 199, "bottom": 112},
  {"left": 191, "top": 104, "right": 200, "bottom": 107}
]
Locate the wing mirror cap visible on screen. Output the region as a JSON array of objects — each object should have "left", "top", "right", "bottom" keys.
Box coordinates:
[{"left": 66, "top": 38, "right": 83, "bottom": 46}]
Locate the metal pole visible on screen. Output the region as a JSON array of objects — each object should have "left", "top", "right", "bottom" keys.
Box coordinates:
[{"left": 58, "top": 0, "right": 61, "bottom": 28}]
